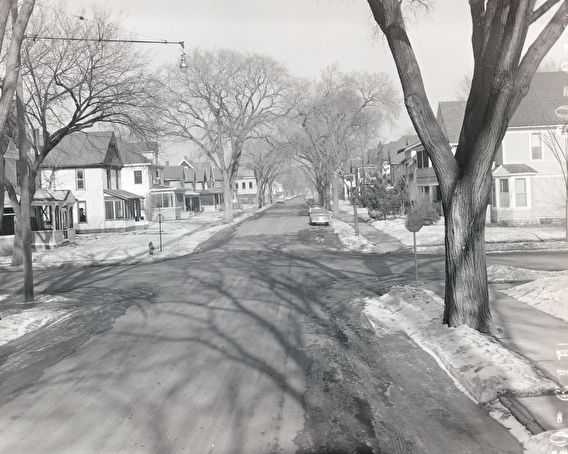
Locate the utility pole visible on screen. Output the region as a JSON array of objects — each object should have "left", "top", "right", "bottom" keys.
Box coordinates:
[{"left": 353, "top": 165, "right": 359, "bottom": 236}]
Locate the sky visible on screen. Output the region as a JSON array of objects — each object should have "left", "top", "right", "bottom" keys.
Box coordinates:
[{"left": 43, "top": 0, "right": 568, "bottom": 159}]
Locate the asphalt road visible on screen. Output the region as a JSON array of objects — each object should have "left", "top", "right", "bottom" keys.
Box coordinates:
[{"left": 0, "top": 199, "right": 529, "bottom": 453}]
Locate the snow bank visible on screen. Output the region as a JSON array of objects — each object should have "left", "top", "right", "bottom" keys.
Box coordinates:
[
  {"left": 487, "top": 265, "right": 568, "bottom": 284},
  {"left": 331, "top": 219, "right": 380, "bottom": 253},
  {"left": 365, "top": 286, "right": 558, "bottom": 404},
  {"left": 503, "top": 276, "right": 568, "bottom": 323}
]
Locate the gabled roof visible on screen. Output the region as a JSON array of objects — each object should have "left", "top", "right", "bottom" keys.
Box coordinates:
[
  {"left": 163, "top": 166, "right": 186, "bottom": 181},
  {"left": 511, "top": 71, "right": 568, "bottom": 127},
  {"left": 179, "top": 158, "right": 194, "bottom": 168},
  {"left": 190, "top": 161, "right": 210, "bottom": 181},
  {"left": 42, "top": 131, "right": 121, "bottom": 168},
  {"left": 237, "top": 168, "right": 255, "bottom": 178},
  {"left": 382, "top": 135, "right": 419, "bottom": 164},
  {"left": 437, "top": 72, "right": 568, "bottom": 142},
  {"left": 117, "top": 139, "right": 157, "bottom": 165},
  {"left": 437, "top": 101, "right": 465, "bottom": 144}
]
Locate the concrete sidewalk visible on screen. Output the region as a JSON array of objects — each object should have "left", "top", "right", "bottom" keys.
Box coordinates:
[
  {"left": 339, "top": 210, "right": 568, "bottom": 436},
  {"left": 338, "top": 211, "right": 407, "bottom": 253}
]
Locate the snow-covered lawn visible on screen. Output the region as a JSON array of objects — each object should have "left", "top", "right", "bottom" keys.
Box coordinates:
[
  {"left": 371, "top": 216, "right": 566, "bottom": 249},
  {"left": 0, "top": 209, "right": 260, "bottom": 270}
]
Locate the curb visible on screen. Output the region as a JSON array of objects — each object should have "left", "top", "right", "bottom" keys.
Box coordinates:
[{"left": 499, "top": 396, "right": 546, "bottom": 435}]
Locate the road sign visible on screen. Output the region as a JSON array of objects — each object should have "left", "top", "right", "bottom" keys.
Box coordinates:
[{"left": 405, "top": 214, "right": 424, "bottom": 232}]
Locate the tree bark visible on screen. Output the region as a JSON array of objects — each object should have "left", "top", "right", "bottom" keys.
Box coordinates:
[
  {"left": 367, "top": 0, "right": 567, "bottom": 332},
  {"left": 15, "top": 65, "right": 34, "bottom": 300},
  {"left": 443, "top": 180, "right": 494, "bottom": 333},
  {"left": 222, "top": 169, "right": 234, "bottom": 223},
  {"left": 331, "top": 176, "right": 340, "bottom": 219}
]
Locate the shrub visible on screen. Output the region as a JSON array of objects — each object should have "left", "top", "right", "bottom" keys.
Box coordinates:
[
  {"left": 413, "top": 197, "right": 441, "bottom": 225},
  {"left": 358, "top": 177, "right": 409, "bottom": 219}
]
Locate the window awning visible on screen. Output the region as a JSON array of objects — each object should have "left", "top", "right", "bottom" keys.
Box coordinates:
[{"left": 104, "top": 189, "right": 144, "bottom": 200}]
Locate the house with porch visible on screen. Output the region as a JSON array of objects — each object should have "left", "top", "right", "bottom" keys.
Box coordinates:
[
  {"left": 40, "top": 131, "right": 146, "bottom": 233},
  {"left": 0, "top": 143, "right": 77, "bottom": 255},
  {"left": 390, "top": 71, "right": 568, "bottom": 224},
  {"left": 179, "top": 159, "right": 223, "bottom": 211}
]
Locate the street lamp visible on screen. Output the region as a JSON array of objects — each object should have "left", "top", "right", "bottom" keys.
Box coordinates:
[
  {"left": 179, "top": 49, "right": 188, "bottom": 73},
  {"left": 26, "top": 35, "right": 188, "bottom": 72}
]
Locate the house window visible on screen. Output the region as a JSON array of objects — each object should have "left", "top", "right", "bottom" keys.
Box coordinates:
[
  {"left": 76, "top": 169, "right": 85, "bottom": 190},
  {"left": 155, "top": 170, "right": 161, "bottom": 184},
  {"left": 417, "top": 150, "right": 429, "bottom": 168},
  {"left": 152, "top": 193, "right": 171, "bottom": 208},
  {"left": 249, "top": 181, "right": 253, "bottom": 189},
  {"left": 134, "top": 170, "right": 142, "bottom": 184},
  {"left": 499, "top": 179, "right": 510, "bottom": 208},
  {"left": 105, "top": 201, "right": 114, "bottom": 219},
  {"left": 105, "top": 200, "right": 125, "bottom": 219},
  {"left": 78, "top": 201, "right": 87, "bottom": 223},
  {"left": 114, "top": 200, "right": 124, "bottom": 219},
  {"left": 242, "top": 182, "right": 246, "bottom": 189},
  {"left": 531, "top": 133, "right": 542, "bottom": 160},
  {"left": 515, "top": 178, "right": 527, "bottom": 207},
  {"left": 235, "top": 183, "right": 239, "bottom": 190}
]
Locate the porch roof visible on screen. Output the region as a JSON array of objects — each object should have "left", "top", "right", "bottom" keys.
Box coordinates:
[
  {"left": 104, "top": 189, "right": 145, "bottom": 200},
  {"left": 149, "top": 186, "right": 185, "bottom": 194},
  {"left": 31, "top": 189, "right": 76, "bottom": 206},
  {"left": 198, "top": 188, "right": 223, "bottom": 195},
  {"left": 493, "top": 164, "right": 538, "bottom": 176}
]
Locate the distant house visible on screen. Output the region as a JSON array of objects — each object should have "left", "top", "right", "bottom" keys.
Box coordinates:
[
  {"left": 234, "top": 169, "right": 257, "bottom": 205},
  {"left": 389, "top": 71, "right": 568, "bottom": 224},
  {"left": 118, "top": 139, "right": 164, "bottom": 221},
  {"left": 149, "top": 165, "right": 194, "bottom": 220},
  {"left": 40, "top": 131, "right": 146, "bottom": 233},
  {"left": 179, "top": 159, "right": 223, "bottom": 211}
]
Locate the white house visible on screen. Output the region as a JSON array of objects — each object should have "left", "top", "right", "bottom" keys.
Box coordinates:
[
  {"left": 119, "top": 139, "right": 166, "bottom": 221},
  {"left": 389, "top": 71, "right": 568, "bottom": 224},
  {"left": 40, "top": 131, "right": 146, "bottom": 233}
]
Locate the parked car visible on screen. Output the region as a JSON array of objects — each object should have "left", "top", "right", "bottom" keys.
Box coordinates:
[
  {"left": 309, "top": 207, "right": 330, "bottom": 226},
  {"left": 277, "top": 196, "right": 285, "bottom": 203}
]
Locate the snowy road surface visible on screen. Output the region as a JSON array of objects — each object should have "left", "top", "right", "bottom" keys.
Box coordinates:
[{"left": 0, "top": 199, "right": 523, "bottom": 453}]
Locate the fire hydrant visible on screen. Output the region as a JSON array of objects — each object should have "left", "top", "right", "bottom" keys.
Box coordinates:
[{"left": 149, "top": 241, "right": 155, "bottom": 255}]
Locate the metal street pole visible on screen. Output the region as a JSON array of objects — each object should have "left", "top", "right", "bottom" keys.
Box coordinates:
[
  {"left": 159, "top": 208, "right": 163, "bottom": 252},
  {"left": 413, "top": 231, "right": 418, "bottom": 285},
  {"left": 353, "top": 167, "right": 359, "bottom": 236}
]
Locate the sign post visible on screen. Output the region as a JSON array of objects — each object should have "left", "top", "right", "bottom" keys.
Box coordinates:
[{"left": 405, "top": 214, "right": 424, "bottom": 286}]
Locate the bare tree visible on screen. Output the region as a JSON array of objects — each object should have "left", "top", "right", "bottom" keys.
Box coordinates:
[
  {"left": 242, "top": 135, "right": 293, "bottom": 208},
  {"left": 0, "top": 0, "right": 35, "bottom": 301},
  {"left": 4, "top": 4, "right": 159, "bottom": 300},
  {"left": 293, "top": 66, "right": 398, "bottom": 217},
  {"left": 158, "top": 48, "right": 296, "bottom": 223},
  {"left": 367, "top": 0, "right": 568, "bottom": 332}
]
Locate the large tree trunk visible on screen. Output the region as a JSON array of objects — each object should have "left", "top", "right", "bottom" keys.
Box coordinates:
[
  {"left": 14, "top": 65, "right": 33, "bottom": 300},
  {"left": 0, "top": 153, "right": 5, "bottom": 229},
  {"left": 443, "top": 180, "right": 494, "bottom": 333},
  {"left": 331, "top": 176, "right": 340, "bottom": 219},
  {"left": 222, "top": 169, "right": 234, "bottom": 223}
]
